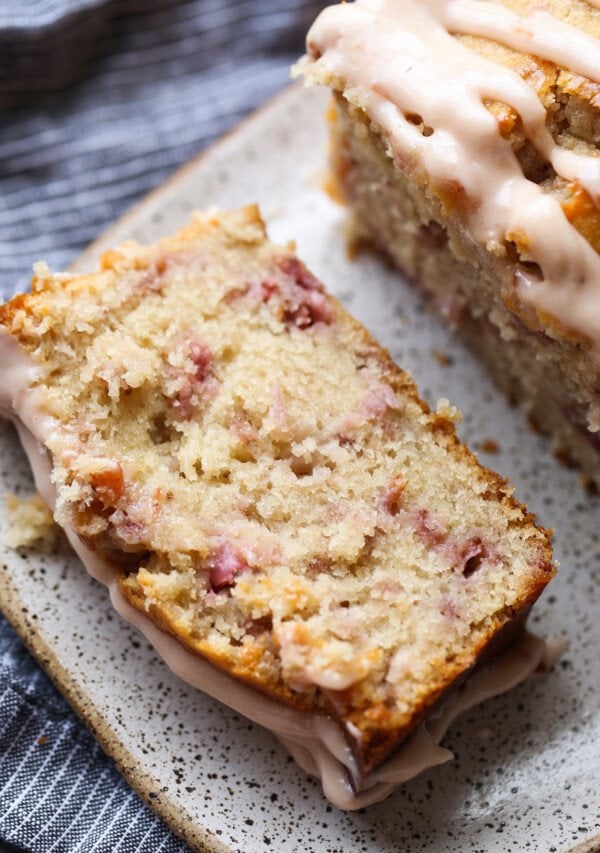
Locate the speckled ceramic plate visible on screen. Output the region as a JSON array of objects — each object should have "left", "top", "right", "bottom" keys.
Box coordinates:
[{"left": 1, "top": 84, "right": 598, "bottom": 853}]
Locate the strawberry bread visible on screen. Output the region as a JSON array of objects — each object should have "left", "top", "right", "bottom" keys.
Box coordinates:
[
  {"left": 297, "top": 0, "right": 600, "bottom": 487},
  {"left": 0, "top": 206, "right": 555, "bottom": 805}
]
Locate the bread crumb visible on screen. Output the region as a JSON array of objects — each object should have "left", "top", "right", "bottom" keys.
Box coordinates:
[
  {"left": 432, "top": 350, "right": 453, "bottom": 367},
  {"left": 479, "top": 438, "right": 500, "bottom": 454},
  {"left": 554, "top": 446, "right": 577, "bottom": 469},
  {"left": 579, "top": 473, "right": 599, "bottom": 495},
  {"left": 4, "top": 493, "right": 57, "bottom": 549},
  {"left": 435, "top": 398, "right": 462, "bottom": 424}
]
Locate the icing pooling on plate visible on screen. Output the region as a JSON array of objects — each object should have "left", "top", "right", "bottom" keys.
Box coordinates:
[
  {"left": 0, "top": 330, "right": 551, "bottom": 809},
  {"left": 301, "top": 0, "right": 600, "bottom": 355}
]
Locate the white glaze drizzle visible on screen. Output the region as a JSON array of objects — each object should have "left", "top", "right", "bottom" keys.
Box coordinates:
[
  {"left": 438, "top": 1, "right": 600, "bottom": 85},
  {"left": 302, "top": 0, "right": 600, "bottom": 356},
  {"left": 0, "top": 330, "right": 553, "bottom": 808}
]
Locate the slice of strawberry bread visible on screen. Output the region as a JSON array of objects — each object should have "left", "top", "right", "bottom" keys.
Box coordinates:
[{"left": 0, "top": 205, "right": 554, "bottom": 787}]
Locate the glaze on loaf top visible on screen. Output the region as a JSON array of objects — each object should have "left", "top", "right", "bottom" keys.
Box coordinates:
[{"left": 298, "top": 0, "right": 600, "bottom": 356}]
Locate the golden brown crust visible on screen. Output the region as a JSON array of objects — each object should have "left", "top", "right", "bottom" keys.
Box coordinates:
[
  {"left": 337, "top": 556, "right": 553, "bottom": 776},
  {"left": 0, "top": 204, "right": 269, "bottom": 343},
  {"left": 119, "top": 545, "right": 553, "bottom": 778},
  {"left": 118, "top": 575, "right": 317, "bottom": 712}
]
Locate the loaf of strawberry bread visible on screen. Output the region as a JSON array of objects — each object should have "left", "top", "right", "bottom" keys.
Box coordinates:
[{"left": 297, "top": 0, "right": 600, "bottom": 487}]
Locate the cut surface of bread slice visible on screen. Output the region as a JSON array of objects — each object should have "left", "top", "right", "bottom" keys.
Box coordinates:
[
  {"left": 0, "top": 206, "right": 554, "bottom": 784},
  {"left": 297, "top": 0, "right": 600, "bottom": 487}
]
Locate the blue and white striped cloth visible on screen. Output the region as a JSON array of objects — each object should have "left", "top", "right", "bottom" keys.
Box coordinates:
[{"left": 0, "top": 2, "right": 324, "bottom": 849}]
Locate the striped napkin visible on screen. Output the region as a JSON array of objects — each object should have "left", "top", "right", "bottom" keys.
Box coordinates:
[{"left": 0, "top": 1, "right": 324, "bottom": 849}]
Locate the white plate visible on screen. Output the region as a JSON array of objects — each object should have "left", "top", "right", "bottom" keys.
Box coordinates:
[{"left": 1, "top": 83, "right": 598, "bottom": 853}]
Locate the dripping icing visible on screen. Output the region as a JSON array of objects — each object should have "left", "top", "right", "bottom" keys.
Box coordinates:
[
  {"left": 439, "top": 0, "right": 600, "bottom": 86},
  {"left": 301, "top": 0, "right": 600, "bottom": 355}
]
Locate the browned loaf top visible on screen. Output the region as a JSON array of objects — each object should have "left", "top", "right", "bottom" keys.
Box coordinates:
[{"left": 0, "top": 206, "right": 555, "bottom": 777}]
